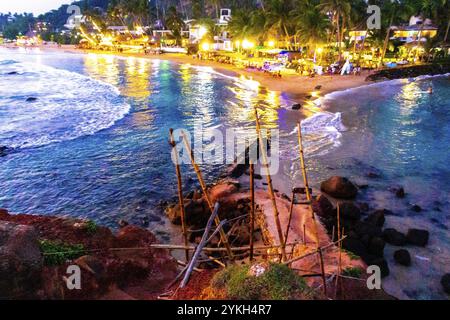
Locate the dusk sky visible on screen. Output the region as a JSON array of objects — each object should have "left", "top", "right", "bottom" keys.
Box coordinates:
[{"left": 0, "top": 0, "right": 72, "bottom": 15}]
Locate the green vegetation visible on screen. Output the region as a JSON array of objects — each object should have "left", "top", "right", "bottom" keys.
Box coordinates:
[
  {"left": 342, "top": 249, "right": 361, "bottom": 261},
  {"left": 39, "top": 240, "right": 86, "bottom": 266},
  {"left": 84, "top": 220, "right": 98, "bottom": 235},
  {"left": 212, "top": 263, "right": 309, "bottom": 300},
  {"left": 342, "top": 267, "right": 364, "bottom": 278}
]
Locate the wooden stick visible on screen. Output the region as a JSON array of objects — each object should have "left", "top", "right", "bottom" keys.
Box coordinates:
[
  {"left": 147, "top": 242, "right": 302, "bottom": 252},
  {"left": 296, "top": 122, "right": 320, "bottom": 247},
  {"left": 169, "top": 128, "right": 189, "bottom": 262},
  {"left": 249, "top": 163, "right": 256, "bottom": 261},
  {"left": 297, "top": 122, "right": 327, "bottom": 294},
  {"left": 282, "top": 236, "right": 348, "bottom": 265},
  {"left": 181, "top": 131, "right": 234, "bottom": 261},
  {"left": 180, "top": 202, "right": 220, "bottom": 288},
  {"left": 284, "top": 190, "right": 296, "bottom": 248},
  {"left": 254, "top": 107, "right": 287, "bottom": 261},
  {"left": 303, "top": 223, "right": 306, "bottom": 245},
  {"left": 335, "top": 204, "right": 342, "bottom": 299},
  {"left": 318, "top": 248, "right": 328, "bottom": 297}
]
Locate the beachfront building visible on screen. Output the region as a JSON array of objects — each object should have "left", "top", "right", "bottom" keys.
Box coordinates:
[
  {"left": 190, "top": 8, "right": 233, "bottom": 51},
  {"left": 392, "top": 16, "right": 438, "bottom": 43}
]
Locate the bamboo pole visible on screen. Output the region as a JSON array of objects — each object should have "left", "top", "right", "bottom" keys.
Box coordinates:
[
  {"left": 180, "top": 202, "right": 220, "bottom": 288},
  {"left": 296, "top": 122, "right": 327, "bottom": 294},
  {"left": 147, "top": 242, "right": 302, "bottom": 252},
  {"left": 296, "top": 122, "right": 320, "bottom": 247},
  {"left": 169, "top": 128, "right": 189, "bottom": 262},
  {"left": 254, "top": 107, "right": 287, "bottom": 261},
  {"left": 318, "top": 248, "right": 328, "bottom": 297},
  {"left": 249, "top": 163, "right": 255, "bottom": 261},
  {"left": 282, "top": 236, "right": 347, "bottom": 266},
  {"left": 335, "top": 204, "right": 342, "bottom": 299},
  {"left": 181, "top": 131, "right": 234, "bottom": 261},
  {"left": 284, "top": 190, "right": 296, "bottom": 247}
]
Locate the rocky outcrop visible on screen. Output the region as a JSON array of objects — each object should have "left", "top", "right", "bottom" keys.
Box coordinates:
[
  {"left": 441, "top": 274, "right": 450, "bottom": 294},
  {"left": 366, "top": 63, "right": 450, "bottom": 82},
  {"left": 406, "top": 229, "right": 429, "bottom": 247},
  {"left": 394, "top": 249, "right": 411, "bottom": 266},
  {"left": 0, "top": 209, "right": 178, "bottom": 300},
  {"left": 383, "top": 228, "right": 407, "bottom": 246},
  {"left": 320, "top": 176, "right": 358, "bottom": 199},
  {"left": 0, "top": 221, "right": 43, "bottom": 299}
]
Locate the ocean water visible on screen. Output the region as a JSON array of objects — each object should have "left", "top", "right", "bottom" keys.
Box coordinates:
[{"left": 0, "top": 48, "right": 448, "bottom": 299}]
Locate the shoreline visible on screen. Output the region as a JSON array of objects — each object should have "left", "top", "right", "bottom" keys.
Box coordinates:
[{"left": 1, "top": 44, "right": 372, "bottom": 100}]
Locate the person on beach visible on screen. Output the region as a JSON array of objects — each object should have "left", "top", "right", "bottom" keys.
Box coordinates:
[{"left": 428, "top": 86, "right": 433, "bottom": 94}]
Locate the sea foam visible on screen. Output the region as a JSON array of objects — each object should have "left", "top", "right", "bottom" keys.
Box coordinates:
[{"left": 0, "top": 59, "right": 130, "bottom": 149}]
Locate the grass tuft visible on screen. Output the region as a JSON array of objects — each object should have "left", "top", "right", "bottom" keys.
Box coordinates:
[
  {"left": 211, "top": 263, "right": 308, "bottom": 300},
  {"left": 39, "top": 240, "right": 86, "bottom": 266}
]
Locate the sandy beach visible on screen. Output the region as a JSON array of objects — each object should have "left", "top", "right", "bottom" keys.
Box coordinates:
[{"left": 4, "top": 44, "right": 372, "bottom": 99}]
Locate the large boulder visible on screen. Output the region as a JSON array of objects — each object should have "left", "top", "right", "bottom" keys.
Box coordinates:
[
  {"left": 320, "top": 176, "right": 358, "bottom": 199},
  {"left": 0, "top": 221, "right": 43, "bottom": 299},
  {"left": 441, "top": 274, "right": 450, "bottom": 294},
  {"left": 383, "top": 228, "right": 407, "bottom": 246},
  {"left": 313, "top": 194, "right": 334, "bottom": 218},
  {"left": 368, "top": 237, "right": 385, "bottom": 257},
  {"left": 394, "top": 249, "right": 411, "bottom": 266},
  {"left": 406, "top": 229, "right": 429, "bottom": 247},
  {"left": 339, "top": 202, "right": 361, "bottom": 221},
  {"left": 365, "top": 210, "right": 386, "bottom": 228}
]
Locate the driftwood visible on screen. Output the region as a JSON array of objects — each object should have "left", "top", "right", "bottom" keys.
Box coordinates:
[
  {"left": 254, "top": 107, "right": 287, "bottom": 261},
  {"left": 180, "top": 202, "right": 220, "bottom": 288},
  {"left": 169, "top": 128, "right": 189, "bottom": 262}
]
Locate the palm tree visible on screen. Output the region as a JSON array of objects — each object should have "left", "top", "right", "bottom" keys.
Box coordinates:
[
  {"left": 165, "top": 6, "right": 185, "bottom": 46},
  {"left": 264, "top": 0, "right": 295, "bottom": 50},
  {"left": 292, "top": 0, "right": 330, "bottom": 51},
  {"left": 319, "top": 0, "right": 351, "bottom": 60}
]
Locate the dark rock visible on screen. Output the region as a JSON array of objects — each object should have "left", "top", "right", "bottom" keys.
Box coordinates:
[
  {"left": 75, "top": 255, "right": 105, "bottom": 278},
  {"left": 395, "top": 187, "right": 406, "bottom": 198},
  {"left": 394, "top": 249, "right": 411, "bottom": 266},
  {"left": 7, "top": 71, "right": 18, "bottom": 75},
  {"left": 366, "top": 171, "right": 381, "bottom": 179},
  {"left": 0, "top": 146, "right": 11, "bottom": 157},
  {"left": 305, "top": 95, "right": 312, "bottom": 99},
  {"left": 26, "top": 97, "right": 38, "bottom": 102},
  {"left": 118, "top": 219, "right": 129, "bottom": 228},
  {"left": 281, "top": 193, "right": 291, "bottom": 202},
  {"left": 253, "top": 173, "right": 263, "bottom": 180},
  {"left": 369, "top": 257, "right": 390, "bottom": 278},
  {"left": 411, "top": 205, "right": 422, "bottom": 212},
  {"left": 406, "top": 229, "right": 429, "bottom": 247},
  {"left": 358, "top": 202, "right": 370, "bottom": 212},
  {"left": 365, "top": 210, "right": 386, "bottom": 228},
  {"left": 291, "top": 103, "right": 302, "bottom": 110},
  {"left": 368, "top": 237, "right": 385, "bottom": 257},
  {"left": 230, "top": 225, "right": 251, "bottom": 246},
  {"left": 314, "top": 194, "right": 334, "bottom": 218},
  {"left": 354, "top": 221, "right": 382, "bottom": 238},
  {"left": 315, "top": 85, "right": 322, "bottom": 90},
  {"left": 228, "top": 163, "right": 248, "bottom": 178},
  {"left": 342, "top": 236, "right": 368, "bottom": 259},
  {"left": 383, "top": 228, "right": 407, "bottom": 246},
  {"left": 441, "top": 274, "right": 450, "bottom": 294},
  {"left": 293, "top": 187, "right": 313, "bottom": 195},
  {"left": 0, "top": 222, "right": 43, "bottom": 299},
  {"left": 339, "top": 202, "right": 361, "bottom": 221},
  {"left": 320, "top": 176, "right": 358, "bottom": 199}
]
